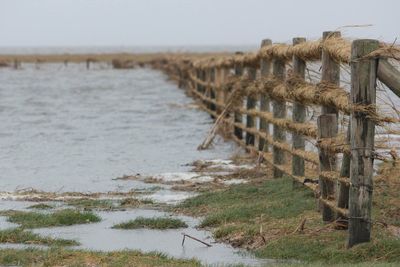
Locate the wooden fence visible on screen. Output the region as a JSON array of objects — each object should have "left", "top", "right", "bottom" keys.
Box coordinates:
[{"left": 151, "top": 31, "right": 400, "bottom": 248}]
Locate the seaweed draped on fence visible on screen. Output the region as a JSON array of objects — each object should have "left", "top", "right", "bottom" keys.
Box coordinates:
[{"left": 151, "top": 31, "right": 400, "bottom": 248}]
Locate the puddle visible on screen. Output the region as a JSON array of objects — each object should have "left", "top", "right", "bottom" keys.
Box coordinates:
[{"left": 30, "top": 209, "right": 269, "bottom": 266}]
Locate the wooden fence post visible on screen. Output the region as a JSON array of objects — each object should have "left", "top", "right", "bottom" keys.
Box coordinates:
[
  {"left": 292, "top": 37, "right": 306, "bottom": 185},
  {"left": 200, "top": 69, "right": 206, "bottom": 94},
  {"left": 210, "top": 67, "right": 217, "bottom": 118},
  {"left": 215, "top": 67, "right": 222, "bottom": 114},
  {"left": 234, "top": 52, "right": 244, "bottom": 140},
  {"left": 322, "top": 31, "right": 340, "bottom": 113},
  {"left": 318, "top": 114, "right": 338, "bottom": 222},
  {"left": 348, "top": 39, "right": 379, "bottom": 247},
  {"left": 319, "top": 31, "right": 340, "bottom": 221},
  {"left": 215, "top": 67, "right": 230, "bottom": 114},
  {"left": 196, "top": 68, "right": 202, "bottom": 93},
  {"left": 221, "top": 68, "right": 230, "bottom": 105},
  {"left": 259, "top": 39, "right": 272, "bottom": 152},
  {"left": 199, "top": 68, "right": 206, "bottom": 107},
  {"left": 272, "top": 57, "right": 286, "bottom": 178},
  {"left": 337, "top": 124, "right": 350, "bottom": 222},
  {"left": 246, "top": 66, "right": 257, "bottom": 146}
]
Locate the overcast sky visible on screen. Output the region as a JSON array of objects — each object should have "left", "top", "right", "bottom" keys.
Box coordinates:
[{"left": 0, "top": 0, "right": 399, "bottom": 47}]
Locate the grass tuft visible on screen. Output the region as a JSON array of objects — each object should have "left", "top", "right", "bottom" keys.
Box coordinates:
[
  {"left": 0, "top": 247, "right": 201, "bottom": 266},
  {"left": 27, "top": 203, "right": 54, "bottom": 210},
  {"left": 0, "top": 228, "right": 78, "bottom": 246},
  {"left": 2, "top": 209, "right": 101, "bottom": 228},
  {"left": 112, "top": 217, "right": 188, "bottom": 230}
]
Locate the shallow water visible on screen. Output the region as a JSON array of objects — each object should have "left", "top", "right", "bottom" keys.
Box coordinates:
[
  {"left": 0, "top": 63, "right": 235, "bottom": 192},
  {"left": 33, "top": 209, "right": 269, "bottom": 266},
  {"left": 0, "top": 63, "right": 272, "bottom": 265}
]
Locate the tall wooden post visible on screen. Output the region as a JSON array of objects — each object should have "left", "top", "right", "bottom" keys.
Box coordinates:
[
  {"left": 200, "top": 69, "right": 206, "bottom": 94},
  {"left": 259, "top": 39, "right": 272, "bottom": 152},
  {"left": 318, "top": 114, "right": 338, "bottom": 221},
  {"left": 221, "top": 68, "right": 230, "bottom": 105},
  {"left": 13, "top": 59, "right": 19, "bottom": 70},
  {"left": 215, "top": 67, "right": 222, "bottom": 114},
  {"left": 246, "top": 67, "right": 257, "bottom": 146},
  {"left": 272, "top": 57, "right": 286, "bottom": 178},
  {"left": 348, "top": 39, "right": 379, "bottom": 247},
  {"left": 234, "top": 52, "right": 244, "bottom": 140},
  {"left": 337, "top": 123, "right": 350, "bottom": 222},
  {"left": 292, "top": 37, "right": 306, "bottom": 183},
  {"left": 196, "top": 69, "right": 202, "bottom": 93},
  {"left": 322, "top": 31, "right": 340, "bottom": 113},
  {"left": 210, "top": 67, "right": 217, "bottom": 118},
  {"left": 199, "top": 69, "right": 206, "bottom": 106},
  {"left": 215, "top": 67, "right": 229, "bottom": 114},
  {"left": 319, "top": 31, "right": 340, "bottom": 221}
]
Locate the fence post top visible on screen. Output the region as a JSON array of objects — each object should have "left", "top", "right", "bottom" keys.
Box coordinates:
[
  {"left": 352, "top": 39, "right": 380, "bottom": 45},
  {"left": 261, "top": 39, "right": 272, "bottom": 47},
  {"left": 293, "top": 37, "right": 306, "bottom": 44},
  {"left": 351, "top": 39, "right": 380, "bottom": 59},
  {"left": 323, "top": 31, "right": 341, "bottom": 39}
]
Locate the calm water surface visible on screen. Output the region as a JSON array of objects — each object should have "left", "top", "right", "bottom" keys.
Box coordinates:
[{"left": 0, "top": 63, "right": 235, "bottom": 192}]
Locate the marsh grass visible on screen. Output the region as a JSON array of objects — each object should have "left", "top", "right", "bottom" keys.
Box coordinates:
[
  {"left": 27, "top": 203, "right": 54, "bottom": 210},
  {"left": 1, "top": 209, "right": 101, "bottom": 228},
  {"left": 0, "top": 228, "right": 78, "bottom": 246},
  {"left": 177, "top": 177, "right": 400, "bottom": 264},
  {"left": 66, "top": 198, "right": 155, "bottom": 211},
  {"left": 112, "top": 217, "right": 188, "bottom": 230},
  {"left": 0, "top": 248, "right": 201, "bottom": 267}
]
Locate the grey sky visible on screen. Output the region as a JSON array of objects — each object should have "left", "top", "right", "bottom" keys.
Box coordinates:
[{"left": 0, "top": 0, "right": 399, "bottom": 47}]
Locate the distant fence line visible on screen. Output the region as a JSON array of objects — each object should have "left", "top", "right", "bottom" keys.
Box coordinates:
[{"left": 150, "top": 31, "right": 400, "bottom": 248}]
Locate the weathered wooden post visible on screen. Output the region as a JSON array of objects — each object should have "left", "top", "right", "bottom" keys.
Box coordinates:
[
  {"left": 196, "top": 68, "right": 202, "bottom": 93},
  {"left": 200, "top": 69, "right": 206, "bottom": 94},
  {"left": 204, "top": 67, "right": 211, "bottom": 112},
  {"left": 215, "top": 67, "right": 227, "bottom": 115},
  {"left": 259, "top": 39, "right": 272, "bottom": 152},
  {"left": 319, "top": 31, "right": 340, "bottom": 221},
  {"left": 292, "top": 37, "right": 306, "bottom": 185},
  {"left": 337, "top": 124, "right": 350, "bottom": 221},
  {"left": 245, "top": 66, "right": 257, "bottom": 146},
  {"left": 272, "top": 55, "right": 287, "bottom": 178},
  {"left": 318, "top": 114, "right": 338, "bottom": 221},
  {"left": 209, "top": 66, "right": 217, "bottom": 118},
  {"left": 13, "top": 59, "right": 19, "bottom": 70},
  {"left": 234, "top": 52, "right": 244, "bottom": 140},
  {"left": 348, "top": 39, "right": 379, "bottom": 247},
  {"left": 322, "top": 31, "right": 340, "bottom": 114},
  {"left": 221, "top": 68, "right": 230, "bottom": 106}
]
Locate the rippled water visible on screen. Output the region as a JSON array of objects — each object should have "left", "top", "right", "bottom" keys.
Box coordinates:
[{"left": 0, "top": 63, "right": 235, "bottom": 192}]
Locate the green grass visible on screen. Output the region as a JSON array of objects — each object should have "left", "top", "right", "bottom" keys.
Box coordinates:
[
  {"left": 0, "top": 228, "right": 78, "bottom": 246},
  {"left": 255, "top": 231, "right": 400, "bottom": 264},
  {"left": 27, "top": 203, "right": 54, "bottom": 210},
  {"left": 112, "top": 217, "right": 188, "bottom": 230},
  {"left": 0, "top": 248, "right": 201, "bottom": 267},
  {"left": 177, "top": 177, "right": 400, "bottom": 265},
  {"left": 179, "top": 177, "right": 315, "bottom": 227},
  {"left": 2, "top": 209, "right": 101, "bottom": 228},
  {"left": 66, "top": 198, "right": 154, "bottom": 211}
]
